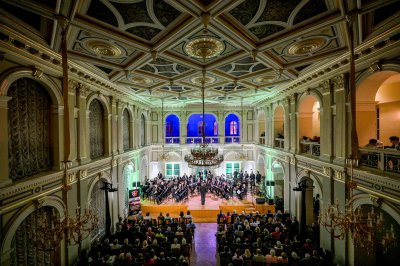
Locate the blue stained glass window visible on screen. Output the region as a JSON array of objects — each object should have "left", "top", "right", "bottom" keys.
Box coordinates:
[
  {"left": 187, "top": 114, "right": 218, "bottom": 137},
  {"left": 225, "top": 114, "right": 240, "bottom": 136}
]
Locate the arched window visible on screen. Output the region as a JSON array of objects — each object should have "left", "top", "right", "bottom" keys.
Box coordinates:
[
  {"left": 165, "top": 114, "right": 180, "bottom": 143},
  {"left": 187, "top": 114, "right": 217, "bottom": 137},
  {"left": 122, "top": 109, "right": 131, "bottom": 151},
  {"left": 11, "top": 207, "right": 60, "bottom": 265},
  {"left": 230, "top": 121, "right": 238, "bottom": 135},
  {"left": 8, "top": 78, "right": 52, "bottom": 180},
  {"left": 140, "top": 114, "right": 146, "bottom": 146},
  {"left": 90, "top": 180, "right": 106, "bottom": 239},
  {"left": 89, "top": 99, "right": 105, "bottom": 159},
  {"left": 225, "top": 113, "right": 240, "bottom": 143}
]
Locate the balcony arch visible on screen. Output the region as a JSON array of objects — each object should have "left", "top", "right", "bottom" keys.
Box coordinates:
[
  {"left": 165, "top": 113, "right": 180, "bottom": 144},
  {"left": 298, "top": 94, "right": 321, "bottom": 157},
  {"left": 273, "top": 105, "right": 285, "bottom": 148}
]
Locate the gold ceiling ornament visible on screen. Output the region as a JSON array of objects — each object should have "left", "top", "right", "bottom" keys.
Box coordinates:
[
  {"left": 184, "top": 69, "right": 223, "bottom": 169},
  {"left": 236, "top": 144, "right": 248, "bottom": 161},
  {"left": 254, "top": 75, "right": 277, "bottom": 84},
  {"left": 130, "top": 76, "right": 154, "bottom": 85},
  {"left": 85, "top": 40, "right": 122, "bottom": 57},
  {"left": 28, "top": 161, "right": 98, "bottom": 251},
  {"left": 159, "top": 145, "right": 170, "bottom": 161},
  {"left": 185, "top": 12, "right": 224, "bottom": 60},
  {"left": 190, "top": 75, "right": 216, "bottom": 85},
  {"left": 319, "top": 158, "right": 396, "bottom": 254},
  {"left": 185, "top": 36, "right": 224, "bottom": 60},
  {"left": 287, "top": 37, "right": 326, "bottom": 56},
  {"left": 254, "top": 69, "right": 282, "bottom": 84}
]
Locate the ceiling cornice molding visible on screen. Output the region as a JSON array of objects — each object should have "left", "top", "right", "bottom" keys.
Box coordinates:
[
  {"left": 255, "top": 24, "right": 400, "bottom": 106},
  {"left": 0, "top": 25, "right": 153, "bottom": 108}
]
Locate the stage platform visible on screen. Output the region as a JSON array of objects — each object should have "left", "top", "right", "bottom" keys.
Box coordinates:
[{"left": 140, "top": 194, "right": 275, "bottom": 223}]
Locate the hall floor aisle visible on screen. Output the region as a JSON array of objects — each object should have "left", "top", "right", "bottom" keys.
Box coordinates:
[{"left": 190, "top": 223, "right": 217, "bottom": 266}]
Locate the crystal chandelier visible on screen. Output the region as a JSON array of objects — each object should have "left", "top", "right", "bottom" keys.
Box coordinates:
[
  {"left": 184, "top": 70, "right": 223, "bottom": 168},
  {"left": 28, "top": 161, "right": 98, "bottom": 251},
  {"left": 319, "top": 159, "right": 396, "bottom": 253}
]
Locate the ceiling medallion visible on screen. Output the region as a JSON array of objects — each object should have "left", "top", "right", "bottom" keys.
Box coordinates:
[
  {"left": 254, "top": 75, "right": 277, "bottom": 84},
  {"left": 287, "top": 37, "right": 326, "bottom": 56},
  {"left": 129, "top": 76, "right": 154, "bottom": 85},
  {"left": 85, "top": 40, "right": 122, "bottom": 57},
  {"left": 185, "top": 37, "right": 224, "bottom": 60},
  {"left": 190, "top": 75, "right": 216, "bottom": 85}
]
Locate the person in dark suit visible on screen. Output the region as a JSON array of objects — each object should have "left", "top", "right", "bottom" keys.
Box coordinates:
[{"left": 200, "top": 182, "right": 207, "bottom": 205}]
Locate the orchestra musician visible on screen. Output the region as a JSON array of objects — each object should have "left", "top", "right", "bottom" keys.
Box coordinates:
[{"left": 144, "top": 172, "right": 259, "bottom": 205}]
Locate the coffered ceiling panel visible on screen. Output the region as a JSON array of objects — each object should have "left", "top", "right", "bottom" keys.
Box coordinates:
[
  {"left": 139, "top": 58, "right": 191, "bottom": 77},
  {"left": 229, "top": 0, "right": 329, "bottom": 40},
  {"left": 85, "top": 0, "right": 183, "bottom": 41},
  {"left": 1, "top": 0, "right": 398, "bottom": 107}
]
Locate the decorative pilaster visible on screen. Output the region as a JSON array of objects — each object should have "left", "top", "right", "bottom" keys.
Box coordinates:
[
  {"left": 216, "top": 110, "right": 223, "bottom": 144},
  {"left": 67, "top": 81, "right": 78, "bottom": 164},
  {"left": 180, "top": 111, "right": 187, "bottom": 144},
  {"left": 116, "top": 100, "right": 124, "bottom": 154},
  {"left": 320, "top": 80, "right": 333, "bottom": 162},
  {"left": 284, "top": 97, "right": 290, "bottom": 150},
  {"left": 332, "top": 74, "right": 348, "bottom": 164},
  {"left": 77, "top": 83, "right": 90, "bottom": 164},
  {"left": 289, "top": 93, "right": 298, "bottom": 153}
]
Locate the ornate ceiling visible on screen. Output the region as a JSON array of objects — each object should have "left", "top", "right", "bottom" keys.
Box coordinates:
[{"left": 0, "top": 0, "right": 399, "bottom": 107}]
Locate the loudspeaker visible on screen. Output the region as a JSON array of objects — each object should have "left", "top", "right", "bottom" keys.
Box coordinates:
[
  {"left": 256, "top": 198, "right": 266, "bottom": 204},
  {"left": 268, "top": 199, "right": 274, "bottom": 205}
]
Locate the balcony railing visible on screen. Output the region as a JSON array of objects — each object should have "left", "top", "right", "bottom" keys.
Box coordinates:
[
  {"left": 274, "top": 138, "right": 284, "bottom": 149},
  {"left": 225, "top": 136, "right": 240, "bottom": 143},
  {"left": 165, "top": 137, "right": 180, "bottom": 144},
  {"left": 185, "top": 137, "right": 219, "bottom": 144},
  {"left": 259, "top": 137, "right": 265, "bottom": 144},
  {"left": 359, "top": 148, "right": 400, "bottom": 174},
  {"left": 300, "top": 141, "right": 320, "bottom": 156}
]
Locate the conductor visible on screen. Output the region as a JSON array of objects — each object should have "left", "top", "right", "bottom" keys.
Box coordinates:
[{"left": 200, "top": 182, "right": 207, "bottom": 205}]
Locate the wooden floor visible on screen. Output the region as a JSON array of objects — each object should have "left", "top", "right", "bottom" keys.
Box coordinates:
[{"left": 141, "top": 193, "right": 275, "bottom": 222}]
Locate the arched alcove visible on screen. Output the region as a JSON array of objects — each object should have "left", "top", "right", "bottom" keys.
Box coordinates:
[
  {"left": 298, "top": 95, "right": 321, "bottom": 156},
  {"left": 273, "top": 105, "right": 285, "bottom": 148},
  {"left": 356, "top": 71, "right": 400, "bottom": 147},
  {"left": 187, "top": 113, "right": 218, "bottom": 144}
]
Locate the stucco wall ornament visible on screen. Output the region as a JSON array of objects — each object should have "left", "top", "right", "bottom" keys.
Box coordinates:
[{"left": 322, "top": 166, "right": 332, "bottom": 176}]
